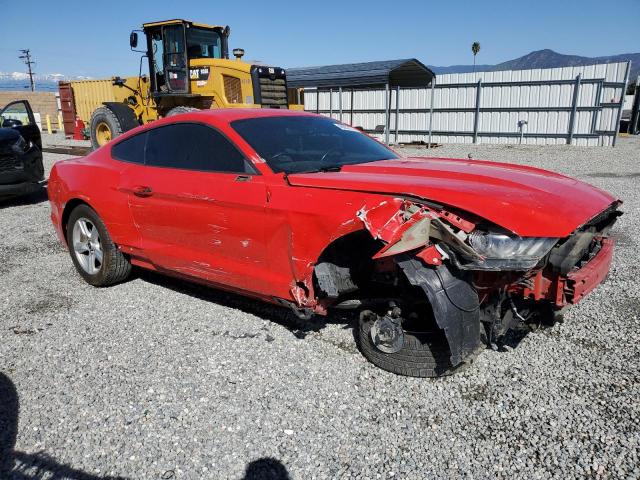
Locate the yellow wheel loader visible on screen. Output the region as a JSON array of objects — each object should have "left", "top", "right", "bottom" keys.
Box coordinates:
[{"left": 82, "top": 19, "right": 291, "bottom": 149}]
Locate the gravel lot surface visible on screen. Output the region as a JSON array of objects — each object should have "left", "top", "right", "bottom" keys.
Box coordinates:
[{"left": 1, "top": 134, "right": 639, "bottom": 479}]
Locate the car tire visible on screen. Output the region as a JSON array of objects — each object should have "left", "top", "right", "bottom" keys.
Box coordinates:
[
  {"left": 66, "top": 205, "right": 131, "bottom": 287},
  {"left": 166, "top": 106, "right": 199, "bottom": 117},
  {"left": 90, "top": 106, "right": 123, "bottom": 150},
  {"left": 356, "top": 312, "right": 477, "bottom": 378}
]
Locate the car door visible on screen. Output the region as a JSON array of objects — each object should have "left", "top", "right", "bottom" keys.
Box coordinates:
[
  {"left": 117, "top": 122, "right": 270, "bottom": 294},
  {"left": 0, "top": 100, "right": 42, "bottom": 149}
]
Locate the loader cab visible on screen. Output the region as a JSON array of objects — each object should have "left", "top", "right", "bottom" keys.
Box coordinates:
[{"left": 139, "top": 19, "right": 229, "bottom": 96}]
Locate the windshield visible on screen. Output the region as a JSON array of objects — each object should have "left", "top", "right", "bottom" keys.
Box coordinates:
[
  {"left": 231, "top": 116, "right": 399, "bottom": 174},
  {"left": 186, "top": 27, "right": 223, "bottom": 59}
]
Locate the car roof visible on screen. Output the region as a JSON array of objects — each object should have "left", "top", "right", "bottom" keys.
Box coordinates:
[
  {"left": 179, "top": 108, "right": 318, "bottom": 124},
  {"left": 108, "top": 109, "right": 322, "bottom": 146}
]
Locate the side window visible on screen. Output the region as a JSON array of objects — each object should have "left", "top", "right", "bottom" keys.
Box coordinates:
[
  {"left": 150, "top": 31, "right": 166, "bottom": 91},
  {"left": 111, "top": 132, "right": 147, "bottom": 163},
  {"left": 145, "top": 123, "right": 253, "bottom": 174},
  {"left": 162, "top": 24, "right": 187, "bottom": 93},
  {"left": 145, "top": 124, "right": 184, "bottom": 168},
  {"left": 189, "top": 125, "right": 252, "bottom": 173}
]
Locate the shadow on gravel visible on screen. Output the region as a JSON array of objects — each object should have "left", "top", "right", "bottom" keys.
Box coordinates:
[
  {"left": 496, "top": 327, "right": 530, "bottom": 349},
  {"left": 494, "top": 310, "right": 562, "bottom": 351},
  {"left": 135, "top": 270, "right": 563, "bottom": 356},
  {"left": 0, "top": 372, "right": 126, "bottom": 480},
  {"left": 241, "top": 458, "right": 291, "bottom": 480},
  {"left": 137, "top": 269, "right": 354, "bottom": 340},
  {"left": 0, "top": 188, "right": 48, "bottom": 209}
]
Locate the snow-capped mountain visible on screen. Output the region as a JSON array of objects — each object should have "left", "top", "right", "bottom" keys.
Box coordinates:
[
  {"left": 0, "top": 72, "right": 92, "bottom": 92},
  {"left": 0, "top": 71, "right": 92, "bottom": 81}
]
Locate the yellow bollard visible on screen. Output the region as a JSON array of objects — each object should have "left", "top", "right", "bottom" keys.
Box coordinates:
[
  {"left": 46, "top": 115, "right": 52, "bottom": 134},
  {"left": 57, "top": 113, "right": 64, "bottom": 132}
]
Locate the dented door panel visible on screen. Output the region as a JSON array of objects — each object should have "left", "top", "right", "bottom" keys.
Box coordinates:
[{"left": 121, "top": 164, "right": 271, "bottom": 293}]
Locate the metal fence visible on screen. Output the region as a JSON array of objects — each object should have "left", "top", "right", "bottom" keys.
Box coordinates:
[{"left": 303, "top": 62, "right": 631, "bottom": 146}]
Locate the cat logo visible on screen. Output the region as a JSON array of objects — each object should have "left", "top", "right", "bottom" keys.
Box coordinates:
[{"left": 189, "top": 67, "right": 210, "bottom": 81}]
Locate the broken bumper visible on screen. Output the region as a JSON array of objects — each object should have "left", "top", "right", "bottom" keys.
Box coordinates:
[{"left": 562, "top": 237, "right": 615, "bottom": 305}]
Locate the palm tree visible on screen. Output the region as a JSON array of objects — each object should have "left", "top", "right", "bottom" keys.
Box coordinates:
[{"left": 471, "top": 42, "right": 481, "bottom": 73}]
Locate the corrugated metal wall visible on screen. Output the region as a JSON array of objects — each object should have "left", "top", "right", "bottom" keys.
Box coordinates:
[
  {"left": 303, "top": 62, "right": 630, "bottom": 146},
  {"left": 65, "top": 77, "right": 148, "bottom": 123}
]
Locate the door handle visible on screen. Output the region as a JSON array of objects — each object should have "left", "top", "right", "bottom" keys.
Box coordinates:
[
  {"left": 235, "top": 175, "right": 251, "bottom": 182},
  {"left": 132, "top": 185, "right": 153, "bottom": 197}
]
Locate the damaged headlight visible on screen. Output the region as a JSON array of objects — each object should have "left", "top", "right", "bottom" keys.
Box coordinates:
[{"left": 465, "top": 232, "right": 557, "bottom": 270}]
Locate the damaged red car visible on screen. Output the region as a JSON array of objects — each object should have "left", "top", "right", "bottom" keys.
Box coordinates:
[{"left": 48, "top": 109, "right": 621, "bottom": 377}]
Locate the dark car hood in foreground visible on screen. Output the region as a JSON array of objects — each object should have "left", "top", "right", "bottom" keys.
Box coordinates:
[{"left": 287, "top": 157, "right": 618, "bottom": 237}]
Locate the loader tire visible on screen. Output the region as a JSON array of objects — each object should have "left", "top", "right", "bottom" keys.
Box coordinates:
[
  {"left": 166, "top": 106, "right": 199, "bottom": 117},
  {"left": 90, "top": 107, "right": 123, "bottom": 150}
]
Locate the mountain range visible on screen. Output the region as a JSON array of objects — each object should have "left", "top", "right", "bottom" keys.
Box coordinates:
[
  {"left": 429, "top": 49, "right": 639, "bottom": 80},
  {"left": 0, "top": 49, "right": 638, "bottom": 92},
  {"left": 0, "top": 72, "right": 91, "bottom": 92},
  {"left": 0, "top": 72, "right": 91, "bottom": 82}
]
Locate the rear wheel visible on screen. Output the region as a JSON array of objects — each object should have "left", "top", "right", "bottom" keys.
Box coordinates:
[
  {"left": 166, "top": 106, "right": 199, "bottom": 117},
  {"left": 90, "top": 107, "right": 123, "bottom": 150},
  {"left": 66, "top": 205, "right": 131, "bottom": 286}
]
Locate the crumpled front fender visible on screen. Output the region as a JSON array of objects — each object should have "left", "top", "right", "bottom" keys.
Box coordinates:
[{"left": 396, "top": 257, "right": 482, "bottom": 366}]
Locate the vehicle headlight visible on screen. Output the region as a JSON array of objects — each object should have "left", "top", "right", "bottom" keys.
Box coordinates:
[
  {"left": 465, "top": 232, "right": 557, "bottom": 270},
  {"left": 11, "top": 135, "right": 30, "bottom": 154}
]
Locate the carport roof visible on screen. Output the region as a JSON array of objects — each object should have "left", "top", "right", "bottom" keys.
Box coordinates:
[{"left": 286, "top": 58, "right": 435, "bottom": 89}]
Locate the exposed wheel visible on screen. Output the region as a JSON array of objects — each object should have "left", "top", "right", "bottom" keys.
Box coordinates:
[
  {"left": 166, "top": 106, "right": 199, "bottom": 117},
  {"left": 66, "top": 205, "right": 131, "bottom": 286},
  {"left": 90, "top": 106, "right": 123, "bottom": 150},
  {"left": 356, "top": 307, "right": 475, "bottom": 378}
]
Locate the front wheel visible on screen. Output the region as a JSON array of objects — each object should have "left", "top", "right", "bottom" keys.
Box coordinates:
[
  {"left": 66, "top": 205, "right": 131, "bottom": 286},
  {"left": 356, "top": 308, "right": 473, "bottom": 378}
]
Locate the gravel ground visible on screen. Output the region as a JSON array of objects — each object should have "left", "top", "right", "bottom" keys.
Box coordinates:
[
  {"left": 42, "top": 132, "right": 92, "bottom": 148},
  {"left": 1, "top": 134, "right": 639, "bottom": 479}
]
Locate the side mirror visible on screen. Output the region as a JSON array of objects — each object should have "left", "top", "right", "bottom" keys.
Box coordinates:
[
  {"left": 130, "top": 31, "right": 138, "bottom": 49},
  {"left": 2, "top": 118, "right": 23, "bottom": 128}
]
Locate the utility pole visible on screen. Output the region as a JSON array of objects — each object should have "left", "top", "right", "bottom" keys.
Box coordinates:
[{"left": 19, "top": 49, "right": 35, "bottom": 91}]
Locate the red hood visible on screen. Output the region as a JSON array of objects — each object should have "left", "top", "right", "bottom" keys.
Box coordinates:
[{"left": 287, "top": 157, "right": 618, "bottom": 238}]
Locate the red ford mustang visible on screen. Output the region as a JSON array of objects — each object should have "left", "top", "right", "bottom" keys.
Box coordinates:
[{"left": 48, "top": 109, "right": 621, "bottom": 377}]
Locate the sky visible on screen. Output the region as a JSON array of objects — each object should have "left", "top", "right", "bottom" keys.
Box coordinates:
[{"left": 1, "top": 0, "right": 638, "bottom": 78}]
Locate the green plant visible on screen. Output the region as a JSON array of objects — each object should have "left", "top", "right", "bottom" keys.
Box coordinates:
[{"left": 472, "top": 42, "right": 481, "bottom": 73}]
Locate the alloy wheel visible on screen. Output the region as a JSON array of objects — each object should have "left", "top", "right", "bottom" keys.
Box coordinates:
[{"left": 72, "top": 217, "right": 103, "bottom": 275}]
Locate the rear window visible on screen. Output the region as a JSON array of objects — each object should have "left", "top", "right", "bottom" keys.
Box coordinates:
[{"left": 111, "top": 132, "right": 147, "bottom": 163}]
